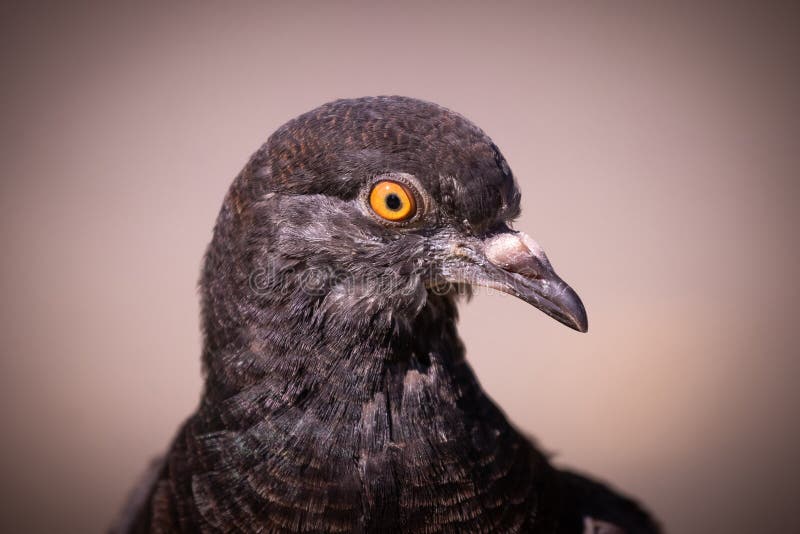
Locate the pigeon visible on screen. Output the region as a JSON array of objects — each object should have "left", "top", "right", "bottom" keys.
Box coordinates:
[{"left": 113, "top": 96, "right": 659, "bottom": 533}]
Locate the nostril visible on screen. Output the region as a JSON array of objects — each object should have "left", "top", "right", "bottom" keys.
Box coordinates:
[
  {"left": 484, "top": 233, "right": 527, "bottom": 263},
  {"left": 484, "top": 232, "right": 544, "bottom": 278}
]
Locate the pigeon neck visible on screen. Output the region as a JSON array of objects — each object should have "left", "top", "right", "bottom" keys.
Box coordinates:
[
  {"left": 201, "top": 289, "right": 468, "bottom": 402},
  {"left": 196, "top": 281, "right": 553, "bottom": 531}
]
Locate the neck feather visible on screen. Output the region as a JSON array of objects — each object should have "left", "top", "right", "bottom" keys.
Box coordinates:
[{"left": 186, "top": 225, "right": 556, "bottom": 531}]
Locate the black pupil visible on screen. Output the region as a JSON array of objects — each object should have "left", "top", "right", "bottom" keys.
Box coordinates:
[{"left": 385, "top": 193, "right": 402, "bottom": 211}]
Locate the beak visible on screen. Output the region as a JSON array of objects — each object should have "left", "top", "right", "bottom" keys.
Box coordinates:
[{"left": 442, "top": 230, "right": 588, "bottom": 332}]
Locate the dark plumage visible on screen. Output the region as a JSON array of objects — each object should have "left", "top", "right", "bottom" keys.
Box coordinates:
[{"left": 113, "top": 96, "right": 659, "bottom": 533}]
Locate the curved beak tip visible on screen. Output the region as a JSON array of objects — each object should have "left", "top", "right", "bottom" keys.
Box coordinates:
[
  {"left": 541, "top": 284, "right": 588, "bottom": 333},
  {"left": 568, "top": 304, "right": 589, "bottom": 333},
  {"left": 483, "top": 231, "right": 589, "bottom": 333}
]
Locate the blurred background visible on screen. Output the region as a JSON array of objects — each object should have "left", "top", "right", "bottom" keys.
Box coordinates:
[{"left": 1, "top": 2, "right": 798, "bottom": 533}]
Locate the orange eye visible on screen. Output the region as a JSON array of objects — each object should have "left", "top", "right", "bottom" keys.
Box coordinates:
[{"left": 369, "top": 180, "right": 417, "bottom": 222}]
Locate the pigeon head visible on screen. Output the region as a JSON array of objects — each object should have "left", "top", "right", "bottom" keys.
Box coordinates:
[
  {"left": 201, "top": 96, "right": 586, "bottom": 375},
  {"left": 118, "top": 97, "right": 659, "bottom": 534}
]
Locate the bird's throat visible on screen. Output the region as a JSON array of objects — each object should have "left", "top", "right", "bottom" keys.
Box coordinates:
[{"left": 189, "top": 290, "right": 552, "bottom": 531}]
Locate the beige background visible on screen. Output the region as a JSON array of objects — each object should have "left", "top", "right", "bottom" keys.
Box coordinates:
[{"left": 1, "top": 2, "right": 799, "bottom": 533}]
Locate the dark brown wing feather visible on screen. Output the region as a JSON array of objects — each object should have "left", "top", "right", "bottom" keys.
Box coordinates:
[
  {"left": 557, "top": 470, "right": 661, "bottom": 534},
  {"left": 109, "top": 457, "right": 164, "bottom": 534}
]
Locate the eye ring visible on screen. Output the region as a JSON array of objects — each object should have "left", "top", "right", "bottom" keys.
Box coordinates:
[{"left": 368, "top": 180, "right": 417, "bottom": 222}]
